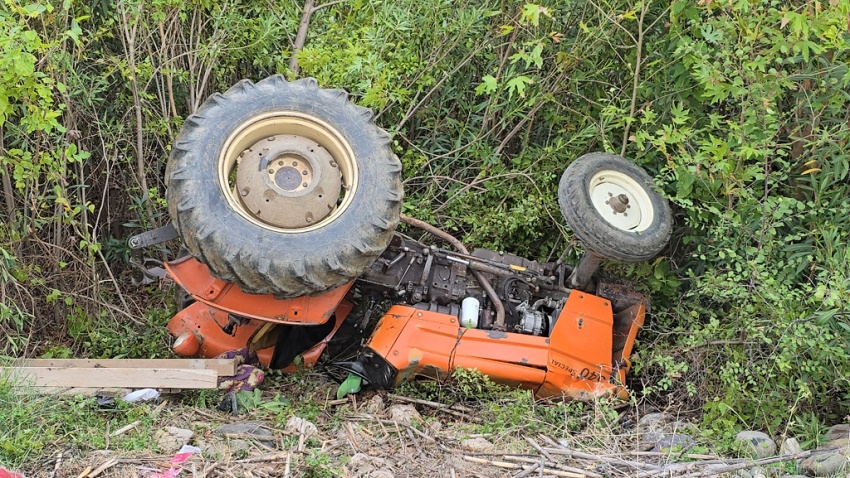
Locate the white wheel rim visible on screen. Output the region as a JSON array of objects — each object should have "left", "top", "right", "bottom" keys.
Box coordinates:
[{"left": 588, "top": 170, "right": 654, "bottom": 232}]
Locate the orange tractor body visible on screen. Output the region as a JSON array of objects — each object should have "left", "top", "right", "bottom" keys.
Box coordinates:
[{"left": 164, "top": 254, "right": 645, "bottom": 399}]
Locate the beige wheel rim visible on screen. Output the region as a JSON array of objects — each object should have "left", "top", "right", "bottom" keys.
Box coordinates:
[{"left": 218, "top": 112, "right": 359, "bottom": 232}]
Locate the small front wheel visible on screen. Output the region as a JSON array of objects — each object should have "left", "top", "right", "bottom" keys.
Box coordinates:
[{"left": 558, "top": 152, "right": 672, "bottom": 262}]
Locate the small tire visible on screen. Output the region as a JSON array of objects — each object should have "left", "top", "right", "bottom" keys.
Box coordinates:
[
  {"left": 166, "top": 76, "right": 403, "bottom": 297},
  {"left": 558, "top": 152, "right": 672, "bottom": 262}
]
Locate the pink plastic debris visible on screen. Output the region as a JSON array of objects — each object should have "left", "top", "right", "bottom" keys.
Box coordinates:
[
  {"left": 0, "top": 467, "right": 24, "bottom": 478},
  {"left": 145, "top": 445, "right": 201, "bottom": 478}
]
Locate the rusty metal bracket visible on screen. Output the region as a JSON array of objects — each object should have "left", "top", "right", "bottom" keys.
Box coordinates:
[{"left": 128, "top": 223, "right": 179, "bottom": 250}]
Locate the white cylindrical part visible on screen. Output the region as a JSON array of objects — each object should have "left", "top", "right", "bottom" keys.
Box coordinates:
[{"left": 460, "top": 297, "right": 480, "bottom": 328}]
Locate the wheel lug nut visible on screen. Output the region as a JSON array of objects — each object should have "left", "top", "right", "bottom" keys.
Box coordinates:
[
  {"left": 292, "top": 161, "right": 298, "bottom": 166},
  {"left": 302, "top": 182, "right": 308, "bottom": 187},
  {"left": 268, "top": 169, "right": 274, "bottom": 174},
  {"left": 278, "top": 161, "right": 283, "bottom": 166},
  {"left": 302, "top": 170, "right": 308, "bottom": 175}
]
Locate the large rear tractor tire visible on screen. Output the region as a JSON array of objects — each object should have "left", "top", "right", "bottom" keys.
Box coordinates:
[
  {"left": 558, "top": 152, "right": 672, "bottom": 262},
  {"left": 166, "top": 76, "right": 403, "bottom": 297}
]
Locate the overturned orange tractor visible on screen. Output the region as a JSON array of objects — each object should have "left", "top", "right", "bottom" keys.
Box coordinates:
[{"left": 130, "top": 75, "right": 672, "bottom": 400}]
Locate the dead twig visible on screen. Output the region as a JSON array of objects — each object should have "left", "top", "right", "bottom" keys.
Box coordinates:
[
  {"left": 200, "top": 462, "right": 219, "bottom": 478},
  {"left": 512, "top": 462, "right": 540, "bottom": 478},
  {"left": 407, "top": 427, "right": 426, "bottom": 459},
  {"left": 524, "top": 435, "right": 554, "bottom": 461},
  {"left": 388, "top": 393, "right": 483, "bottom": 423},
  {"left": 87, "top": 458, "right": 119, "bottom": 478},
  {"left": 543, "top": 447, "right": 662, "bottom": 471},
  {"left": 639, "top": 446, "right": 844, "bottom": 478},
  {"left": 48, "top": 450, "right": 65, "bottom": 478},
  {"left": 235, "top": 452, "right": 288, "bottom": 463},
  {"left": 464, "top": 455, "right": 585, "bottom": 478},
  {"left": 504, "top": 456, "right": 602, "bottom": 478},
  {"left": 112, "top": 420, "right": 140, "bottom": 437}
]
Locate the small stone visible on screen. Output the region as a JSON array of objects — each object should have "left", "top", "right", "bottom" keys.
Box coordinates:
[
  {"left": 387, "top": 404, "right": 420, "bottom": 425},
  {"left": 285, "top": 416, "right": 318, "bottom": 440},
  {"left": 735, "top": 431, "right": 776, "bottom": 459},
  {"left": 155, "top": 426, "right": 193, "bottom": 453},
  {"left": 750, "top": 466, "right": 767, "bottom": 478},
  {"left": 825, "top": 424, "right": 850, "bottom": 442},
  {"left": 363, "top": 395, "right": 385, "bottom": 414},
  {"left": 652, "top": 433, "right": 695, "bottom": 453},
  {"left": 780, "top": 437, "right": 803, "bottom": 455},
  {"left": 461, "top": 437, "right": 494, "bottom": 452}
]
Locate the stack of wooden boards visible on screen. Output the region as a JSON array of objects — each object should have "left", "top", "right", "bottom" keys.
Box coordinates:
[{"left": 4, "top": 359, "right": 236, "bottom": 393}]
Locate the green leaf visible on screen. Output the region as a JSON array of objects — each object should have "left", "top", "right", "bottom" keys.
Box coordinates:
[
  {"left": 475, "top": 75, "right": 498, "bottom": 95},
  {"left": 506, "top": 75, "right": 533, "bottom": 98}
]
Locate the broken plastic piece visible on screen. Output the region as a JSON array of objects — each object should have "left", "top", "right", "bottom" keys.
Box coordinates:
[
  {"left": 336, "top": 372, "right": 362, "bottom": 399},
  {"left": 123, "top": 388, "right": 161, "bottom": 403},
  {"left": 145, "top": 444, "right": 201, "bottom": 478},
  {"left": 0, "top": 467, "right": 24, "bottom": 478}
]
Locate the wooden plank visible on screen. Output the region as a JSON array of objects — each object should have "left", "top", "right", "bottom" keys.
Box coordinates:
[
  {"left": 17, "top": 359, "right": 236, "bottom": 376},
  {"left": 8, "top": 367, "right": 218, "bottom": 389}
]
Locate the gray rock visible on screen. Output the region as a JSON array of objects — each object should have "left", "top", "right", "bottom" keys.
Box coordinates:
[
  {"left": 825, "top": 424, "right": 850, "bottom": 442},
  {"left": 735, "top": 431, "right": 776, "bottom": 459},
  {"left": 215, "top": 421, "right": 274, "bottom": 446},
  {"left": 800, "top": 451, "right": 848, "bottom": 476},
  {"left": 636, "top": 412, "right": 674, "bottom": 451},
  {"left": 652, "top": 433, "right": 695, "bottom": 453},
  {"left": 285, "top": 416, "right": 318, "bottom": 440},
  {"left": 387, "top": 404, "right": 420, "bottom": 424},
  {"left": 461, "top": 437, "right": 494, "bottom": 452},
  {"left": 780, "top": 437, "right": 803, "bottom": 456},
  {"left": 215, "top": 421, "right": 273, "bottom": 438},
  {"left": 155, "top": 426, "right": 193, "bottom": 453}
]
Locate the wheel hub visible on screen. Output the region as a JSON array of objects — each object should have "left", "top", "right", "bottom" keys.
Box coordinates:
[
  {"left": 235, "top": 135, "right": 342, "bottom": 229},
  {"left": 588, "top": 170, "right": 654, "bottom": 232}
]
